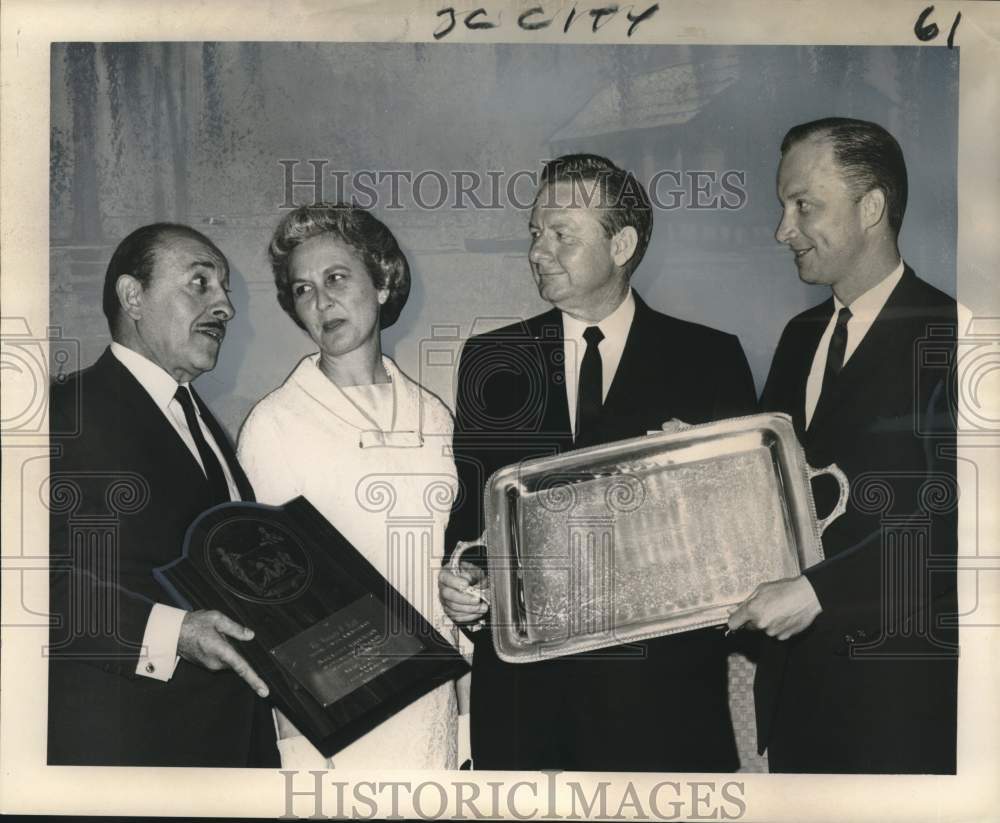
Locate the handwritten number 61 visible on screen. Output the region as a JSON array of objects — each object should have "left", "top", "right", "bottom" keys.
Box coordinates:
[{"left": 915, "top": 6, "right": 962, "bottom": 49}]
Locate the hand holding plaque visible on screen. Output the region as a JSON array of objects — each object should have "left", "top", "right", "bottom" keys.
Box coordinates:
[
  {"left": 176, "top": 609, "right": 270, "bottom": 697},
  {"left": 155, "top": 496, "right": 468, "bottom": 757}
]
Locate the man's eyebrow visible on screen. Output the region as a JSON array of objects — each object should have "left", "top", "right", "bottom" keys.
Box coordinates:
[
  {"left": 778, "top": 186, "right": 809, "bottom": 202},
  {"left": 545, "top": 217, "right": 580, "bottom": 231},
  {"left": 189, "top": 257, "right": 221, "bottom": 270}
]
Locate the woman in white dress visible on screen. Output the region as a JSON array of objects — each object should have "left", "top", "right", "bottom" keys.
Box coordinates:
[{"left": 238, "top": 203, "right": 461, "bottom": 769}]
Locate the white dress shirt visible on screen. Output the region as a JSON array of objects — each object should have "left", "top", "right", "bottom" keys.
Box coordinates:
[
  {"left": 562, "top": 289, "right": 636, "bottom": 439},
  {"left": 805, "top": 261, "right": 905, "bottom": 428},
  {"left": 110, "top": 342, "right": 241, "bottom": 681}
]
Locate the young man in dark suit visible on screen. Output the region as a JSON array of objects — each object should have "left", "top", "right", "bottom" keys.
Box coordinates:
[
  {"left": 48, "top": 224, "right": 278, "bottom": 766},
  {"left": 728, "top": 118, "right": 958, "bottom": 773},
  {"left": 439, "top": 154, "right": 757, "bottom": 771}
]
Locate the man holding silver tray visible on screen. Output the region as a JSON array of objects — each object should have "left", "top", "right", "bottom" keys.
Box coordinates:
[
  {"left": 728, "top": 118, "right": 958, "bottom": 774},
  {"left": 440, "top": 154, "right": 758, "bottom": 772}
]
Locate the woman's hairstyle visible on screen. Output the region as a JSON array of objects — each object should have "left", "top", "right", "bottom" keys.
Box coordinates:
[{"left": 268, "top": 203, "right": 411, "bottom": 329}]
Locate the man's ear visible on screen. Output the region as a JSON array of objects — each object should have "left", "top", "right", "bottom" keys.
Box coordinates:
[
  {"left": 611, "top": 226, "right": 639, "bottom": 268},
  {"left": 860, "top": 187, "right": 887, "bottom": 231},
  {"left": 115, "top": 274, "right": 145, "bottom": 321}
]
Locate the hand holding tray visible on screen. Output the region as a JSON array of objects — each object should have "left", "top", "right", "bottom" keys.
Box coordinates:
[{"left": 451, "top": 413, "right": 848, "bottom": 663}]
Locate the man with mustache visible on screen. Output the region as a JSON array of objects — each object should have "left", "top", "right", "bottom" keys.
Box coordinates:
[
  {"left": 728, "top": 118, "right": 958, "bottom": 773},
  {"left": 47, "top": 224, "right": 278, "bottom": 766}
]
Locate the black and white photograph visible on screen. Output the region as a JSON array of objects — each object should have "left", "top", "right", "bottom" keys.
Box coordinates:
[{"left": 1, "top": 1, "right": 998, "bottom": 820}]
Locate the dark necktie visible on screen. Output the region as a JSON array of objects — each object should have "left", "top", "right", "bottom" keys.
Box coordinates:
[
  {"left": 820, "top": 306, "right": 853, "bottom": 403},
  {"left": 576, "top": 325, "right": 605, "bottom": 444},
  {"left": 174, "top": 386, "right": 231, "bottom": 503}
]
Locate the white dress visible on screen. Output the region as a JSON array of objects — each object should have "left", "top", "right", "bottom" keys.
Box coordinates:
[{"left": 238, "top": 353, "right": 460, "bottom": 769}]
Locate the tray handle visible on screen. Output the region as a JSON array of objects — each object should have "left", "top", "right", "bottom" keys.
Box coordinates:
[
  {"left": 808, "top": 463, "right": 850, "bottom": 536},
  {"left": 449, "top": 532, "right": 490, "bottom": 606}
]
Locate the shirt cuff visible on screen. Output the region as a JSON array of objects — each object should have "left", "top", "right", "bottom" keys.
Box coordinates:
[{"left": 134, "top": 603, "right": 185, "bottom": 681}]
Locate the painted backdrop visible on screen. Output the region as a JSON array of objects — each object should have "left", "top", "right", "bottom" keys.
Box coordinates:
[{"left": 50, "top": 43, "right": 958, "bottom": 435}]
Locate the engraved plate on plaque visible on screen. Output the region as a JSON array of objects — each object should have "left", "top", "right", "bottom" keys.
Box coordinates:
[{"left": 271, "top": 594, "right": 424, "bottom": 708}]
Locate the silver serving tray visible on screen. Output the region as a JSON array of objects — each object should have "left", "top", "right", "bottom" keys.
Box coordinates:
[{"left": 451, "top": 413, "right": 847, "bottom": 663}]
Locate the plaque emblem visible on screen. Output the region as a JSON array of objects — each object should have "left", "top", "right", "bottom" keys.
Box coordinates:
[{"left": 204, "top": 517, "right": 313, "bottom": 604}]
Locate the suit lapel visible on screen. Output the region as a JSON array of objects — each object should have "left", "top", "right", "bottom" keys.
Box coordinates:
[
  {"left": 98, "top": 349, "right": 239, "bottom": 502},
  {"left": 808, "top": 270, "right": 915, "bottom": 437},
  {"left": 766, "top": 301, "right": 832, "bottom": 437},
  {"left": 602, "top": 294, "right": 646, "bottom": 415},
  {"left": 528, "top": 309, "right": 572, "bottom": 438}
]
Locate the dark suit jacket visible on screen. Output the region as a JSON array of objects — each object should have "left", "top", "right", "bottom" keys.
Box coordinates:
[
  {"left": 48, "top": 347, "right": 278, "bottom": 766},
  {"left": 445, "top": 292, "right": 757, "bottom": 771},
  {"left": 755, "top": 268, "right": 958, "bottom": 773}
]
